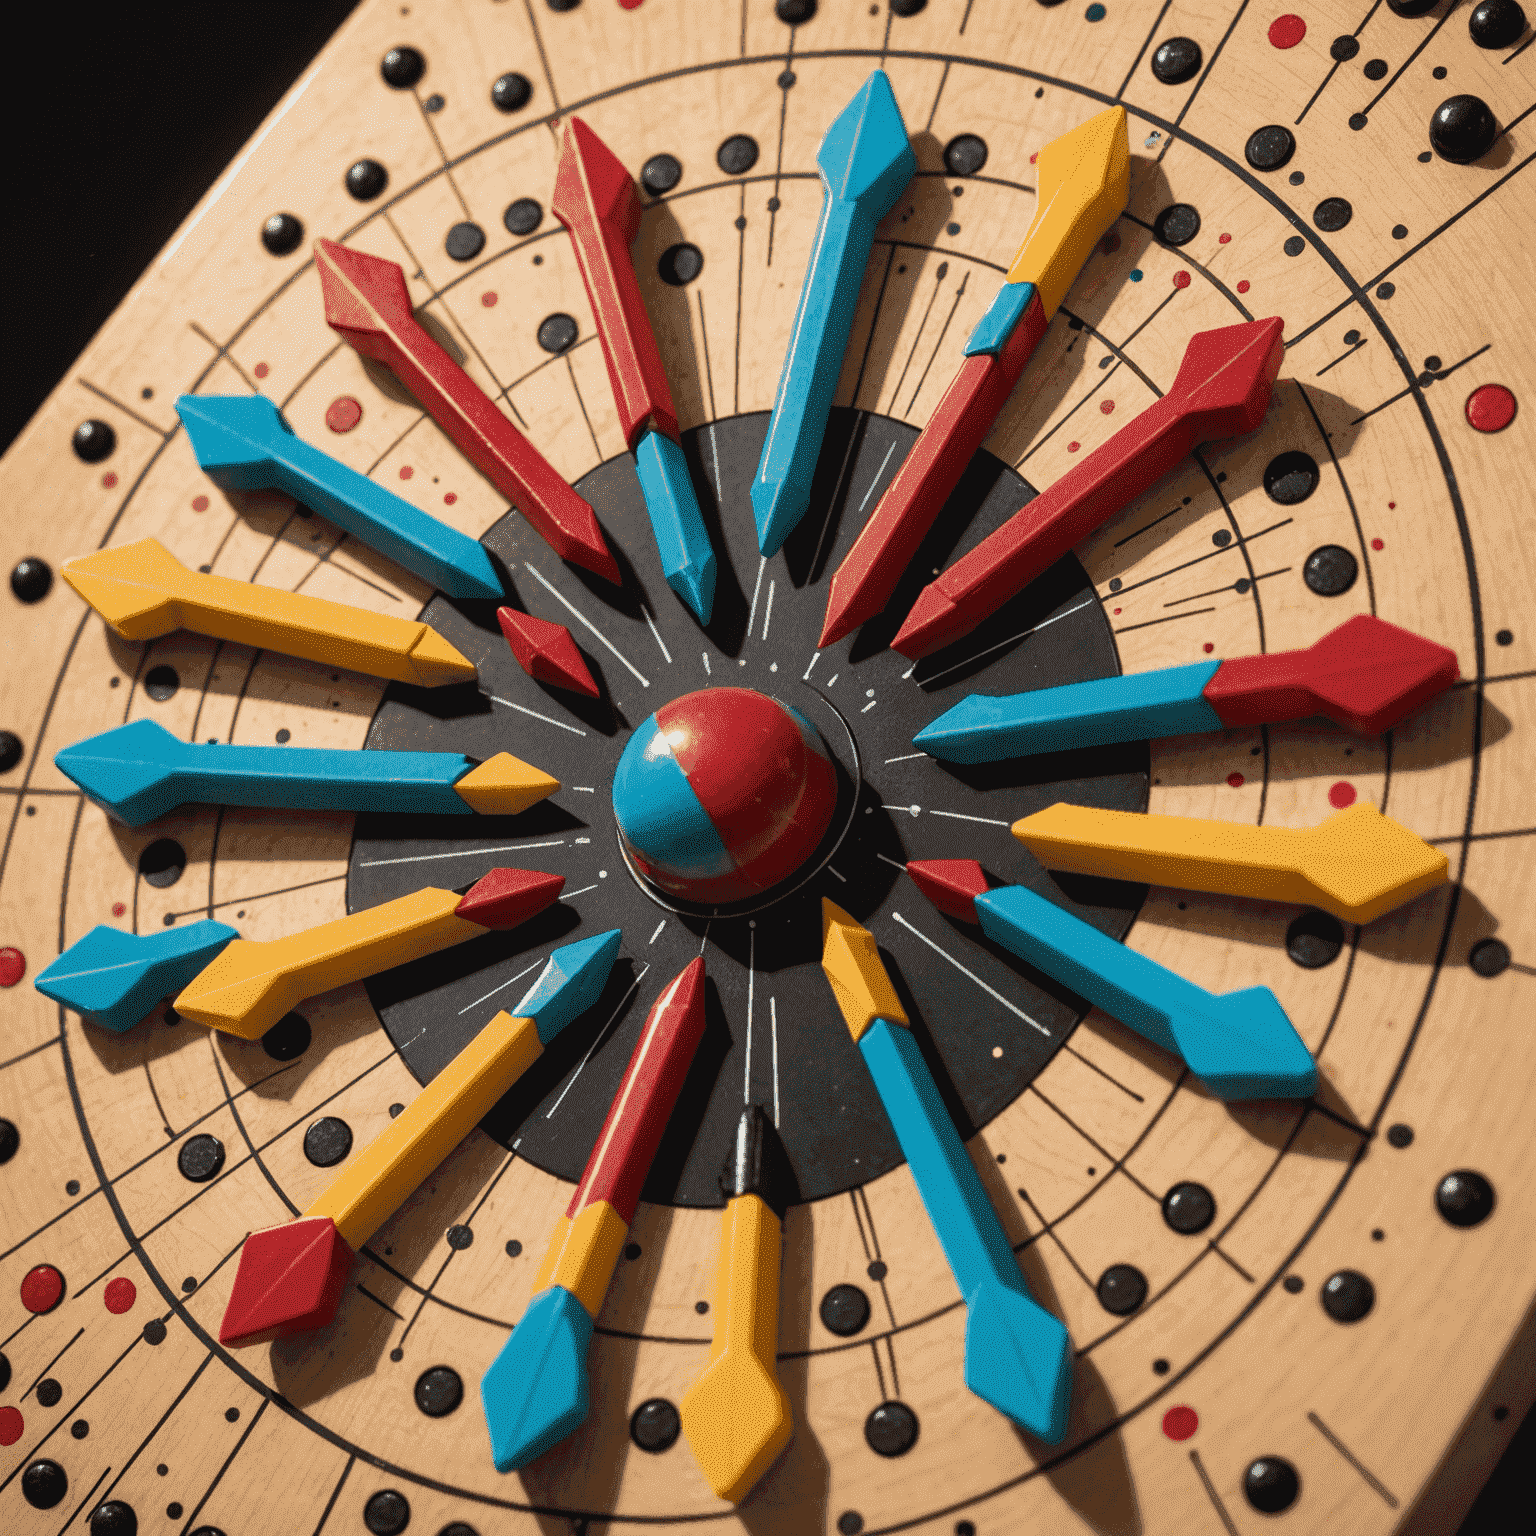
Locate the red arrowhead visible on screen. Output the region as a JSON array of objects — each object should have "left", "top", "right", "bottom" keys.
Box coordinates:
[
  {"left": 906, "top": 859, "right": 990, "bottom": 923},
  {"left": 497, "top": 607, "right": 600, "bottom": 697},
  {"left": 219, "top": 1216, "right": 354, "bottom": 1345},
  {"left": 1204, "top": 614, "right": 1460, "bottom": 734},
  {"left": 455, "top": 867, "right": 564, "bottom": 928}
]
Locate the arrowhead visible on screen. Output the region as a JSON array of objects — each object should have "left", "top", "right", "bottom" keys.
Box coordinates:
[
  {"left": 60, "top": 539, "right": 188, "bottom": 639},
  {"left": 1167, "top": 317, "right": 1287, "bottom": 438},
  {"left": 34, "top": 919, "right": 238, "bottom": 1034},
  {"left": 963, "top": 1276, "right": 1073, "bottom": 1443},
  {"left": 817, "top": 69, "right": 916, "bottom": 208},
  {"left": 1007, "top": 105, "right": 1130, "bottom": 318},
  {"left": 635, "top": 433, "right": 716, "bottom": 624},
  {"left": 481, "top": 1285, "right": 594, "bottom": 1470},
  {"left": 55, "top": 718, "right": 188, "bottom": 825},
  {"left": 219, "top": 1216, "right": 354, "bottom": 1344},
  {"left": 513, "top": 929, "right": 624, "bottom": 1045},
  {"left": 679, "top": 1348, "right": 793, "bottom": 1502},
  {"left": 1173, "top": 986, "right": 1317, "bottom": 1099},
  {"left": 905, "top": 860, "right": 989, "bottom": 923},
  {"left": 820, "top": 899, "right": 907, "bottom": 1043},
  {"left": 891, "top": 582, "right": 962, "bottom": 660},
  {"left": 553, "top": 116, "right": 642, "bottom": 241},
  {"left": 496, "top": 608, "right": 601, "bottom": 697},
  {"left": 1296, "top": 803, "right": 1448, "bottom": 924},
  {"left": 452, "top": 754, "right": 560, "bottom": 817},
  {"left": 455, "top": 867, "right": 565, "bottom": 929},
  {"left": 314, "top": 237, "right": 415, "bottom": 340},
  {"left": 176, "top": 394, "right": 288, "bottom": 487}
]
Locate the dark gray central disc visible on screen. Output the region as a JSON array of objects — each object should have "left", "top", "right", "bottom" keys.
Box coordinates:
[{"left": 348, "top": 409, "right": 1147, "bottom": 1208}]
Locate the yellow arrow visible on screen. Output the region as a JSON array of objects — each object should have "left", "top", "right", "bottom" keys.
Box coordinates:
[
  {"left": 1012, "top": 801, "right": 1448, "bottom": 924},
  {"left": 679, "top": 1106, "right": 795, "bottom": 1502},
  {"left": 61, "top": 538, "right": 475, "bottom": 688},
  {"left": 1006, "top": 105, "right": 1130, "bottom": 318}
]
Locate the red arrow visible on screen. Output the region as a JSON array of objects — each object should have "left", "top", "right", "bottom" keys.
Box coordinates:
[
  {"left": 314, "top": 238, "right": 619, "bottom": 582},
  {"left": 892, "top": 316, "right": 1286, "bottom": 659},
  {"left": 497, "top": 607, "right": 600, "bottom": 697},
  {"left": 551, "top": 116, "right": 678, "bottom": 451},
  {"left": 1204, "top": 614, "right": 1460, "bottom": 734}
]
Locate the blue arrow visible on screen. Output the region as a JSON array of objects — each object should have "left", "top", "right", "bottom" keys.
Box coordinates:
[
  {"left": 482, "top": 1284, "right": 593, "bottom": 1470},
  {"left": 517, "top": 929, "right": 624, "bottom": 1045},
  {"left": 35, "top": 921, "right": 238, "bottom": 1033},
  {"left": 176, "top": 394, "right": 503, "bottom": 600},
  {"left": 751, "top": 70, "right": 915, "bottom": 557},
  {"left": 635, "top": 432, "right": 716, "bottom": 623},
  {"left": 975, "top": 884, "right": 1316, "bottom": 1099},
  {"left": 56, "top": 718, "right": 481, "bottom": 826},
  {"left": 860, "top": 1018, "right": 1072, "bottom": 1441},
  {"left": 916, "top": 660, "right": 1223, "bottom": 763}
]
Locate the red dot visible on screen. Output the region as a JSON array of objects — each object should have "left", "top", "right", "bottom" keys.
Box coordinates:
[
  {"left": 1237, "top": 280, "right": 1251, "bottom": 293},
  {"left": 1219, "top": 232, "right": 1232, "bottom": 244},
  {"left": 1387, "top": 501, "right": 1396, "bottom": 509},
  {"left": 1268, "top": 14, "right": 1307, "bottom": 48},
  {"left": 0, "top": 1406, "right": 23, "bottom": 1447},
  {"left": 104, "top": 1276, "right": 137, "bottom": 1314},
  {"left": 326, "top": 396, "right": 363, "bottom": 434},
  {"left": 112, "top": 902, "right": 127, "bottom": 917},
  {"left": 1328, "top": 781, "right": 1357, "bottom": 809},
  {"left": 192, "top": 495, "right": 209, "bottom": 512},
  {"left": 102, "top": 472, "right": 118, "bottom": 489},
  {"left": 0, "top": 947, "right": 24, "bottom": 987},
  {"left": 1203, "top": 642, "right": 1215, "bottom": 654},
  {"left": 21, "top": 1264, "right": 65, "bottom": 1314},
  {"left": 618, "top": 0, "right": 644, "bottom": 9},
  {"left": 1099, "top": 399, "right": 1116, "bottom": 415},
  {"left": 1227, "top": 772, "right": 1245, "bottom": 788},
  {"left": 1163, "top": 1405, "right": 1200, "bottom": 1440},
  {"left": 1371, "top": 537, "right": 1384, "bottom": 551},
  {"left": 1067, "top": 441, "right": 1081, "bottom": 452},
  {"left": 443, "top": 492, "right": 458, "bottom": 505},
  {"left": 1465, "top": 384, "right": 1517, "bottom": 434},
  {"left": 253, "top": 363, "right": 270, "bottom": 380},
  {"left": 399, "top": 465, "right": 414, "bottom": 480},
  {"left": 1173, "top": 270, "right": 1191, "bottom": 290},
  {"left": 1113, "top": 607, "right": 1122, "bottom": 615},
  {"left": 1099, "top": 231, "right": 1121, "bottom": 255},
  {"left": 1030, "top": 151, "right": 1039, "bottom": 165},
  {"left": 481, "top": 291, "right": 498, "bottom": 307}
]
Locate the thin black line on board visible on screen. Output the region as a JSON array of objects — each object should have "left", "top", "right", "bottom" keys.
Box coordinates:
[
  {"left": 1309, "top": 1409, "right": 1400, "bottom": 1507},
  {"left": 97, "top": 1349, "right": 218, "bottom": 1507},
  {"left": 311, "top": 1455, "right": 357, "bottom": 1536},
  {"left": 765, "top": 25, "right": 796, "bottom": 268},
  {"left": 57, "top": 1465, "right": 113, "bottom": 1536},
  {"left": 1116, "top": 0, "right": 1175, "bottom": 101},
  {"left": 907, "top": 270, "right": 970, "bottom": 413},
  {"left": 1194, "top": 448, "right": 1268, "bottom": 658},
  {"left": 412, "top": 86, "right": 471, "bottom": 221},
  {"left": 1120, "top": 211, "right": 1256, "bottom": 323},
  {"left": 1155, "top": 0, "right": 1252, "bottom": 166},
  {"left": 176, "top": 1396, "right": 270, "bottom": 1536},
  {"left": 22, "top": 1327, "right": 86, "bottom": 1401},
  {"left": 74, "top": 377, "right": 173, "bottom": 437},
  {"left": 522, "top": 0, "right": 560, "bottom": 111},
  {"left": 1297, "top": 380, "right": 1375, "bottom": 614},
  {"left": 1190, "top": 1448, "right": 1242, "bottom": 1536},
  {"left": 1360, "top": 8, "right": 1454, "bottom": 118}
]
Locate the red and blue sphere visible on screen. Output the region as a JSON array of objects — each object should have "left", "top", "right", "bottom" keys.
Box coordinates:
[{"left": 613, "top": 688, "right": 837, "bottom": 903}]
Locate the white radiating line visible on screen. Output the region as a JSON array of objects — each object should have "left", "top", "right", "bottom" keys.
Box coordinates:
[
  {"left": 862, "top": 700, "right": 878, "bottom": 713},
  {"left": 709, "top": 423, "right": 724, "bottom": 503},
  {"left": 702, "top": 651, "right": 711, "bottom": 675},
  {"left": 459, "top": 958, "right": 544, "bottom": 1015},
  {"left": 162, "top": 64, "right": 320, "bottom": 264},
  {"left": 882, "top": 804, "right": 921, "bottom": 816},
  {"left": 649, "top": 921, "right": 666, "bottom": 945},
  {"left": 770, "top": 997, "right": 781, "bottom": 1127},
  {"left": 885, "top": 752, "right": 926, "bottom": 764},
  {"left": 641, "top": 604, "right": 672, "bottom": 663},
  {"left": 930, "top": 809, "right": 1010, "bottom": 826},
  {"left": 546, "top": 964, "right": 650, "bottom": 1119},
  {"left": 803, "top": 650, "right": 821, "bottom": 681},
  {"left": 827, "top": 673, "right": 839, "bottom": 688},
  {"left": 572, "top": 786, "right": 595, "bottom": 793},
  {"left": 743, "top": 925, "right": 756, "bottom": 1102},
  {"left": 746, "top": 555, "right": 767, "bottom": 635},
  {"left": 920, "top": 597, "right": 1097, "bottom": 687},
  {"left": 902, "top": 663, "right": 916, "bottom": 680},
  {"left": 891, "top": 911, "right": 1050, "bottom": 1037},
  {"left": 761, "top": 581, "right": 777, "bottom": 641},
  {"left": 524, "top": 562, "right": 649, "bottom": 687},
  {"left": 490, "top": 697, "right": 586, "bottom": 736},
  {"left": 827, "top": 865, "right": 847, "bottom": 882},
  {"left": 361, "top": 840, "right": 564, "bottom": 867},
  {"left": 564, "top": 883, "right": 599, "bottom": 898},
  {"left": 875, "top": 853, "right": 907, "bottom": 870},
  {"left": 699, "top": 920, "right": 712, "bottom": 954},
  {"left": 858, "top": 441, "right": 899, "bottom": 512}
]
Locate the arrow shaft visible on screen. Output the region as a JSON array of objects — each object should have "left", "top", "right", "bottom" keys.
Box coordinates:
[{"left": 859, "top": 1018, "right": 1022, "bottom": 1299}]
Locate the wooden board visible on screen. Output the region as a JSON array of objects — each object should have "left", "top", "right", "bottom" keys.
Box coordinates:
[{"left": 3, "top": 2, "right": 1533, "bottom": 1532}]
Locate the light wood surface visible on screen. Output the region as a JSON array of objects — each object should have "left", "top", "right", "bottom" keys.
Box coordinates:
[{"left": 3, "top": 2, "right": 1533, "bottom": 1532}]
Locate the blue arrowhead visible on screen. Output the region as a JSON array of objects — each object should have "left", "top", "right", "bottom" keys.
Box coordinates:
[
  {"left": 35, "top": 921, "right": 238, "bottom": 1033},
  {"left": 859, "top": 1018, "right": 1074, "bottom": 1441},
  {"left": 176, "top": 394, "right": 503, "bottom": 600},
  {"left": 481, "top": 1284, "right": 594, "bottom": 1470},
  {"left": 634, "top": 432, "right": 716, "bottom": 623},
  {"left": 976, "top": 886, "right": 1317, "bottom": 1099},
  {"left": 752, "top": 70, "right": 915, "bottom": 556},
  {"left": 915, "top": 660, "right": 1224, "bottom": 763},
  {"left": 513, "top": 929, "right": 623, "bottom": 1045},
  {"left": 55, "top": 718, "right": 478, "bottom": 825}
]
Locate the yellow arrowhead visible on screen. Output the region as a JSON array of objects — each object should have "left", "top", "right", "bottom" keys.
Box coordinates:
[
  {"left": 1012, "top": 801, "right": 1448, "bottom": 925},
  {"left": 820, "top": 899, "right": 907, "bottom": 1044},
  {"left": 1006, "top": 105, "right": 1130, "bottom": 318},
  {"left": 453, "top": 752, "right": 560, "bottom": 815}
]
